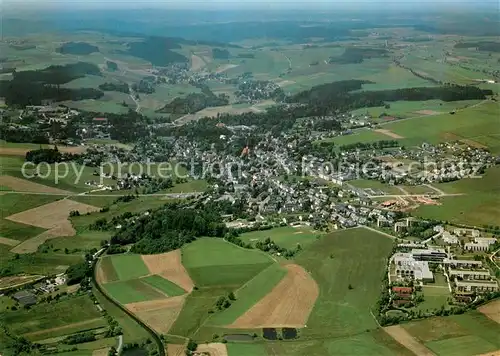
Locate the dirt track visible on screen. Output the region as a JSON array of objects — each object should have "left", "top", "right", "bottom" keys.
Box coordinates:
[
  {"left": 0, "top": 175, "right": 71, "bottom": 195},
  {"left": 384, "top": 325, "right": 435, "bottom": 356},
  {"left": 478, "top": 300, "right": 500, "bottom": 324},
  {"left": 195, "top": 343, "right": 228, "bottom": 356},
  {"left": 125, "top": 296, "right": 186, "bottom": 334},
  {"left": 7, "top": 199, "right": 99, "bottom": 254},
  {"left": 141, "top": 250, "right": 194, "bottom": 292},
  {"left": 0, "top": 236, "right": 20, "bottom": 246},
  {"left": 373, "top": 129, "right": 404, "bottom": 139},
  {"left": 229, "top": 264, "right": 319, "bottom": 328}
]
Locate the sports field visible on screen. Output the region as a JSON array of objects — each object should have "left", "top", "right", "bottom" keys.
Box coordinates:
[
  {"left": 181, "top": 238, "right": 274, "bottom": 287},
  {"left": 294, "top": 226, "right": 394, "bottom": 339}
]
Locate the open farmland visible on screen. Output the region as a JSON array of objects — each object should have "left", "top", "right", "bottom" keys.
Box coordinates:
[
  {"left": 181, "top": 238, "right": 274, "bottom": 287},
  {"left": 107, "top": 254, "right": 150, "bottom": 281},
  {"left": 7, "top": 199, "right": 99, "bottom": 253},
  {"left": 141, "top": 275, "right": 187, "bottom": 297},
  {"left": 294, "top": 227, "right": 393, "bottom": 339},
  {"left": 331, "top": 101, "right": 500, "bottom": 153},
  {"left": 239, "top": 226, "right": 321, "bottom": 250},
  {"left": 414, "top": 166, "right": 500, "bottom": 226},
  {"left": 478, "top": 299, "right": 500, "bottom": 324},
  {"left": 2, "top": 295, "right": 106, "bottom": 341},
  {"left": 125, "top": 296, "right": 186, "bottom": 334},
  {"left": 141, "top": 249, "right": 195, "bottom": 292},
  {"left": 208, "top": 263, "right": 287, "bottom": 326},
  {"left": 400, "top": 312, "right": 500, "bottom": 356},
  {"left": 102, "top": 279, "right": 166, "bottom": 304},
  {"left": 228, "top": 263, "right": 319, "bottom": 328}
]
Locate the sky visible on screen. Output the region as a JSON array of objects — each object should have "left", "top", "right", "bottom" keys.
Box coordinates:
[{"left": 3, "top": 0, "right": 498, "bottom": 10}]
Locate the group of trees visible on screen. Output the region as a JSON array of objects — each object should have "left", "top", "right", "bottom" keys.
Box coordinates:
[
  {"left": 212, "top": 48, "right": 231, "bottom": 59},
  {"left": 57, "top": 42, "right": 99, "bottom": 55},
  {"left": 98, "top": 82, "right": 130, "bottom": 94},
  {"left": 108, "top": 202, "right": 227, "bottom": 254},
  {"left": 25, "top": 147, "right": 78, "bottom": 164},
  {"left": 1, "top": 128, "right": 49, "bottom": 144},
  {"left": 339, "top": 140, "right": 399, "bottom": 151},
  {"left": 157, "top": 85, "right": 229, "bottom": 114},
  {"left": 65, "top": 262, "right": 91, "bottom": 286}
]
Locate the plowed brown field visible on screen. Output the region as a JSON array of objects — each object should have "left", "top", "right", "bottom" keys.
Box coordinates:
[
  {"left": 229, "top": 264, "right": 319, "bottom": 328},
  {"left": 0, "top": 175, "right": 70, "bottom": 194},
  {"left": 125, "top": 296, "right": 186, "bottom": 334},
  {"left": 141, "top": 250, "right": 194, "bottom": 292},
  {"left": 478, "top": 299, "right": 500, "bottom": 324}
]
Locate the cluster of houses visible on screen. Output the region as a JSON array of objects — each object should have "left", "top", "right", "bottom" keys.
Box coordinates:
[{"left": 11, "top": 273, "right": 67, "bottom": 307}]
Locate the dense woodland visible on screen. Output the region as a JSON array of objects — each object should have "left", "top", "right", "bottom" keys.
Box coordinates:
[
  {"left": 0, "top": 62, "right": 104, "bottom": 107},
  {"left": 57, "top": 42, "right": 99, "bottom": 55},
  {"left": 25, "top": 147, "right": 78, "bottom": 164},
  {"left": 212, "top": 48, "right": 231, "bottom": 59},
  {"left": 157, "top": 85, "right": 229, "bottom": 114},
  {"left": 0, "top": 128, "right": 49, "bottom": 144},
  {"left": 454, "top": 41, "right": 500, "bottom": 52},
  {"left": 329, "top": 47, "right": 388, "bottom": 64},
  {"left": 123, "top": 37, "right": 189, "bottom": 66},
  {"left": 109, "top": 202, "right": 227, "bottom": 254},
  {"left": 98, "top": 82, "right": 130, "bottom": 94}
]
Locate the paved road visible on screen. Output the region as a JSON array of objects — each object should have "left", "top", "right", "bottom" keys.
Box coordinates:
[
  {"left": 117, "top": 335, "right": 123, "bottom": 354},
  {"left": 1, "top": 190, "right": 203, "bottom": 198}
]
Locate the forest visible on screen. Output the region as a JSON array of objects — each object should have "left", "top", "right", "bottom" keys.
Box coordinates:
[
  {"left": 98, "top": 82, "right": 130, "bottom": 94},
  {"left": 329, "top": 47, "right": 388, "bottom": 64},
  {"left": 57, "top": 42, "right": 99, "bottom": 55},
  {"left": 123, "top": 36, "right": 189, "bottom": 66},
  {"left": 454, "top": 41, "right": 500, "bottom": 52},
  {"left": 109, "top": 202, "right": 227, "bottom": 254},
  {"left": 157, "top": 85, "right": 229, "bottom": 114},
  {"left": 212, "top": 48, "right": 231, "bottom": 59}
]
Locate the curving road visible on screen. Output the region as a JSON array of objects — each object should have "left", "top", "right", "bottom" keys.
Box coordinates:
[{"left": 92, "top": 258, "right": 165, "bottom": 356}]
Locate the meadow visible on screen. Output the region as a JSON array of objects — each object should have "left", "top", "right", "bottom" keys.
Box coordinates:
[
  {"left": 401, "top": 312, "right": 500, "bottom": 356},
  {"left": 415, "top": 166, "right": 500, "bottom": 226},
  {"left": 2, "top": 295, "right": 106, "bottom": 341},
  {"left": 181, "top": 238, "right": 274, "bottom": 287},
  {"left": 108, "top": 254, "right": 150, "bottom": 281},
  {"left": 294, "top": 227, "right": 393, "bottom": 339},
  {"left": 141, "top": 274, "right": 186, "bottom": 297},
  {"left": 103, "top": 279, "right": 166, "bottom": 304},
  {"left": 238, "top": 226, "right": 321, "bottom": 250},
  {"left": 331, "top": 101, "right": 500, "bottom": 153},
  {"left": 227, "top": 343, "right": 268, "bottom": 356}
]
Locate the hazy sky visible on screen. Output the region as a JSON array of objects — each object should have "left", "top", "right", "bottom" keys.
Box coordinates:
[{"left": 3, "top": 0, "right": 497, "bottom": 9}]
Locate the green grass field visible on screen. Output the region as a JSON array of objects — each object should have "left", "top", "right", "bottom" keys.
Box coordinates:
[
  {"left": 330, "top": 101, "right": 500, "bottom": 153},
  {"left": 103, "top": 279, "right": 166, "bottom": 304},
  {"left": 109, "top": 254, "right": 150, "bottom": 281},
  {"left": 238, "top": 226, "right": 321, "bottom": 250},
  {"left": 141, "top": 275, "right": 186, "bottom": 297},
  {"left": 182, "top": 238, "right": 274, "bottom": 287},
  {"left": 415, "top": 166, "right": 500, "bottom": 226},
  {"left": 92, "top": 286, "right": 149, "bottom": 344},
  {"left": 2, "top": 295, "right": 105, "bottom": 338},
  {"left": 227, "top": 343, "right": 268, "bottom": 356},
  {"left": 295, "top": 227, "right": 393, "bottom": 339},
  {"left": 402, "top": 312, "right": 500, "bottom": 356},
  {"left": 169, "top": 287, "right": 233, "bottom": 338},
  {"left": 266, "top": 329, "right": 414, "bottom": 356},
  {"left": 208, "top": 263, "right": 287, "bottom": 326}
]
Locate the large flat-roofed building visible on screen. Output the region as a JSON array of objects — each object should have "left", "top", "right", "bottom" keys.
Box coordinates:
[
  {"left": 449, "top": 269, "right": 492, "bottom": 280},
  {"left": 443, "top": 259, "right": 482, "bottom": 268},
  {"left": 455, "top": 280, "right": 498, "bottom": 293},
  {"left": 464, "top": 237, "right": 496, "bottom": 252},
  {"left": 394, "top": 253, "right": 434, "bottom": 282},
  {"left": 411, "top": 248, "right": 447, "bottom": 262}
]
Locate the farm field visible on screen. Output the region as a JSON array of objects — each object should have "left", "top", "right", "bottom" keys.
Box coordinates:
[
  {"left": 294, "top": 226, "right": 393, "bottom": 339},
  {"left": 330, "top": 101, "right": 500, "bottom": 153},
  {"left": 2, "top": 295, "right": 106, "bottom": 342},
  {"left": 107, "top": 254, "right": 150, "bottom": 281},
  {"left": 227, "top": 343, "right": 268, "bottom": 356},
  {"left": 265, "top": 329, "right": 414, "bottom": 356},
  {"left": 208, "top": 263, "right": 287, "bottom": 326},
  {"left": 414, "top": 166, "right": 500, "bottom": 226},
  {"left": 103, "top": 279, "right": 166, "bottom": 304},
  {"left": 400, "top": 312, "right": 500, "bottom": 356},
  {"left": 238, "top": 226, "right": 321, "bottom": 250},
  {"left": 181, "top": 238, "right": 274, "bottom": 287},
  {"left": 141, "top": 274, "right": 187, "bottom": 297}
]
